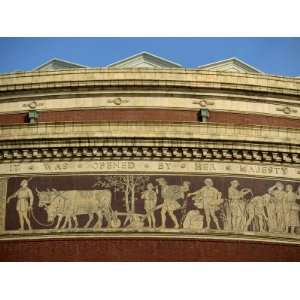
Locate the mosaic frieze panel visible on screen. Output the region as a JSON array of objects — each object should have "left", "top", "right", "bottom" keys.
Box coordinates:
[{"left": 1, "top": 171, "right": 300, "bottom": 243}]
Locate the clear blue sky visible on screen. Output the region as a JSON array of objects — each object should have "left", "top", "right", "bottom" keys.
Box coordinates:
[{"left": 0, "top": 38, "right": 299, "bottom": 76}]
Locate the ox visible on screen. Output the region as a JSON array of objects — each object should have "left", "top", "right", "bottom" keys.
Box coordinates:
[{"left": 36, "top": 188, "right": 112, "bottom": 229}]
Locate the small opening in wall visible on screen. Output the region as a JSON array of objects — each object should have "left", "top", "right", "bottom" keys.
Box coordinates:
[
  {"left": 27, "top": 110, "right": 39, "bottom": 124},
  {"left": 197, "top": 108, "right": 209, "bottom": 122}
]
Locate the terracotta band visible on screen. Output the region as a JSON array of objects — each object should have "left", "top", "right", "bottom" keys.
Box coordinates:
[{"left": 1, "top": 109, "right": 300, "bottom": 128}]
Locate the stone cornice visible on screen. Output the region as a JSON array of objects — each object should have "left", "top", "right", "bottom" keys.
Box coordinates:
[
  {"left": 0, "top": 69, "right": 299, "bottom": 97},
  {"left": 0, "top": 122, "right": 299, "bottom": 164}
]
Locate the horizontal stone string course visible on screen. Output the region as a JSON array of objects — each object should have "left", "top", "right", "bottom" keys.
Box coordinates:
[
  {"left": 1, "top": 122, "right": 300, "bottom": 146},
  {"left": 0, "top": 147, "right": 299, "bottom": 164},
  {"left": 0, "top": 69, "right": 299, "bottom": 94},
  {"left": 0, "top": 80, "right": 298, "bottom": 97}
]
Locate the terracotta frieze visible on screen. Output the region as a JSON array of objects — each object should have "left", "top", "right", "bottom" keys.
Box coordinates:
[{"left": 1, "top": 160, "right": 300, "bottom": 244}]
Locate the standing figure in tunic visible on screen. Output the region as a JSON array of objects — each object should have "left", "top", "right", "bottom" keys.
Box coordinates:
[
  {"left": 265, "top": 192, "right": 277, "bottom": 233},
  {"left": 141, "top": 183, "right": 158, "bottom": 228},
  {"left": 296, "top": 185, "right": 300, "bottom": 234},
  {"left": 228, "top": 180, "right": 252, "bottom": 232},
  {"left": 156, "top": 178, "right": 190, "bottom": 229},
  {"left": 286, "top": 184, "right": 299, "bottom": 234},
  {"left": 7, "top": 179, "right": 34, "bottom": 230},
  {"left": 188, "top": 178, "right": 222, "bottom": 230},
  {"left": 268, "top": 182, "right": 288, "bottom": 232}
]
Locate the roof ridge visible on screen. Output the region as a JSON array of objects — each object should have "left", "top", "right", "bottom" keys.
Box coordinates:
[
  {"left": 197, "top": 57, "right": 262, "bottom": 73},
  {"left": 33, "top": 58, "right": 88, "bottom": 71},
  {"left": 106, "top": 51, "right": 182, "bottom": 68}
]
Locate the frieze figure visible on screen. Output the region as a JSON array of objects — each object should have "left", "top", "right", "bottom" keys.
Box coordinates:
[
  {"left": 7, "top": 179, "right": 33, "bottom": 230},
  {"left": 268, "top": 182, "right": 288, "bottom": 232},
  {"left": 227, "top": 180, "right": 252, "bottom": 232},
  {"left": 141, "top": 183, "right": 158, "bottom": 228},
  {"left": 286, "top": 184, "right": 299, "bottom": 234},
  {"left": 156, "top": 178, "right": 190, "bottom": 229},
  {"left": 188, "top": 178, "right": 223, "bottom": 230},
  {"left": 245, "top": 193, "right": 269, "bottom": 233},
  {"left": 265, "top": 192, "right": 277, "bottom": 232},
  {"left": 295, "top": 186, "right": 300, "bottom": 234}
]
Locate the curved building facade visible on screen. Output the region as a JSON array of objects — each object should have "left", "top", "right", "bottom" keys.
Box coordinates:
[{"left": 0, "top": 52, "right": 300, "bottom": 260}]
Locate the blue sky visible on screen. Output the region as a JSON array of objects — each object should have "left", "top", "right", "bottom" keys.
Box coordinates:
[{"left": 0, "top": 38, "right": 299, "bottom": 76}]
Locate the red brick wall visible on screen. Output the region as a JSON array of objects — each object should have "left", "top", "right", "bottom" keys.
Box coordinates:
[
  {"left": 0, "top": 109, "right": 300, "bottom": 128},
  {"left": 0, "top": 109, "right": 196, "bottom": 124},
  {"left": 1, "top": 238, "right": 300, "bottom": 261},
  {"left": 211, "top": 111, "right": 300, "bottom": 128}
]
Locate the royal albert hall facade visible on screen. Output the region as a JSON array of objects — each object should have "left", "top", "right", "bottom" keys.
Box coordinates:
[{"left": 0, "top": 52, "right": 300, "bottom": 261}]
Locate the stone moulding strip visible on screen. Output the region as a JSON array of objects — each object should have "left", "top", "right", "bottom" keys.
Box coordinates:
[
  {"left": 1, "top": 137, "right": 300, "bottom": 150},
  {"left": 2, "top": 231, "right": 300, "bottom": 246},
  {"left": 1, "top": 122, "right": 300, "bottom": 145},
  {"left": 0, "top": 69, "right": 299, "bottom": 95},
  {"left": 0, "top": 79, "right": 298, "bottom": 99}
]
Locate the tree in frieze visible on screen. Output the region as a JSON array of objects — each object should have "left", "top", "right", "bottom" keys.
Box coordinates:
[{"left": 94, "top": 175, "right": 150, "bottom": 213}]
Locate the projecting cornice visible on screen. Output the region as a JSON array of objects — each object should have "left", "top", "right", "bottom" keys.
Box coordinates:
[
  {"left": 0, "top": 69, "right": 299, "bottom": 97},
  {"left": 0, "top": 122, "right": 299, "bottom": 164}
]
